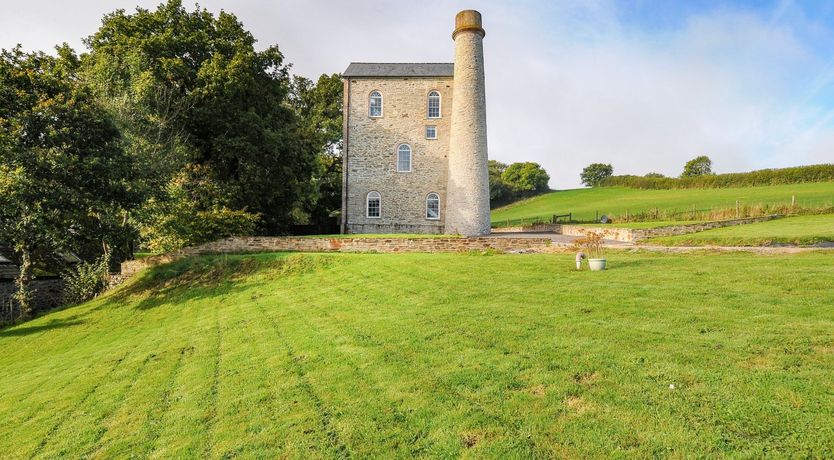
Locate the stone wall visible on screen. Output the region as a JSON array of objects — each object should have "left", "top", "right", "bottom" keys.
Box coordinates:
[
  {"left": 344, "top": 76, "right": 453, "bottom": 234},
  {"left": 560, "top": 225, "right": 635, "bottom": 242},
  {"left": 491, "top": 216, "right": 782, "bottom": 243},
  {"left": 121, "top": 236, "right": 559, "bottom": 274},
  {"left": 629, "top": 215, "right": 781, "bottom": 241},
  {"left": 0, "top": 278, "right": 65, "bottom": 323}
]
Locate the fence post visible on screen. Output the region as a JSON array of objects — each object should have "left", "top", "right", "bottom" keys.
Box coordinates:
[{"left": 791, "top": 195, "right": 795, "bottom": 208}]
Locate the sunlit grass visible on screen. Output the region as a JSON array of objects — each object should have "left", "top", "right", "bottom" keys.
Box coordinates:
[
  {"left": 650, "top": 214, "right": 834, "bottom": 246},
  {"left": 1, "top": 251, "right": 832, "bottom": 457}
]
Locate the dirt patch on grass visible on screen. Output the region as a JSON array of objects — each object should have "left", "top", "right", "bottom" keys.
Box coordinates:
[
  {"left": 564, "top": 395, "right": 590, "bottom": 415},
  {"left": 573, "top": 371, "right": 599, "bottom": 386},
  {"left": 528, "top": 384, "right": 546, "bottom": 396}
]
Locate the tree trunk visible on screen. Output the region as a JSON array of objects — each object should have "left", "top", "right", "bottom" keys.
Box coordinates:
[{"left": 14, "top": 248, "right": 33, "bottom": 321}]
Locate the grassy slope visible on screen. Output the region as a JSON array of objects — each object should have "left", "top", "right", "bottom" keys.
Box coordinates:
[
  {"left": 650, "top": 214, "right": 834, "bottom": 246},
  {"left": 1, "top": 252, "right": 833, "bottom": 458},
  {"left": 490, "top": 182, "right": 834, "bottom": 224}
]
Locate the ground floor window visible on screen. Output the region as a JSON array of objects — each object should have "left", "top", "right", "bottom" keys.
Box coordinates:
[
  {"left": 426, "top": 193, "right": 440, "bottom": 219},
  {"left": 367, "top": 191, "right": 381, "bottom": 218}
]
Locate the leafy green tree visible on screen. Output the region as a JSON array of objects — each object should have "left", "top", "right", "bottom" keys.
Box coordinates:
[
  {"left": 290, "top": 73, "right": 344, "bottom": 227},
  {"left": 488, "top": 160, "right": 512, "bottom": 205},
  {"left": 682, "top": 155, "right": 713, "bottom": 177},
  {"left": 82, "top": 0, "right": 315, "bottom": 241},
  {"left": 0, "top": 46, "right": 136, "bottom": 318},
  {"left": 580, "top": 163, "right": 614, "bottom": 187},
  {"left": 502, "top": 162, "right": 550, "bottom": 194},
  {"left": 644, "top": 172, "right": 665, "bottom": 178}
]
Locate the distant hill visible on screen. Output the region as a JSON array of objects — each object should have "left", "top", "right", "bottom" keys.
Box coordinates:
[{"left": 490, "top": 182, "right": 834, "bottom": 226}]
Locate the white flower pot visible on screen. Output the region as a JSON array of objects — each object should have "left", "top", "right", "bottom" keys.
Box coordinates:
[{"left": 588, "top": 258, "right": 607, "bottom": 271}]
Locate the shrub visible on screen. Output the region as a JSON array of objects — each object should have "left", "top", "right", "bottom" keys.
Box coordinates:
[{"left": 63, "top": 253, "right": 111, "bottom": 305}]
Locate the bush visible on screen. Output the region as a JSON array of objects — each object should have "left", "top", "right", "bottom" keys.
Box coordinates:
[
  {"left": 63, "top": 253, "right": 111, "bottom": 305},
  {"left": 600, "top": 164, "right": 834, "bottom": 189}
]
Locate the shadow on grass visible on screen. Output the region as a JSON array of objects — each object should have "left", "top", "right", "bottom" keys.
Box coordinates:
[
  {"left": 0, "top": 317, "right": 85, "bottom": 337},
  {"left": 108, "top": 252, "right": 337, "bottom": 310}
]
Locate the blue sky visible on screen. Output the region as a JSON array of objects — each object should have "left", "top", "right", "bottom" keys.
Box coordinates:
[{"left": 2, "top": 0, "right": 833, "bottom": 188}]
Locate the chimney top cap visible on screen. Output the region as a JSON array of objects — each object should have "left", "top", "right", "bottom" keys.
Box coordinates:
[{"left": 453, "top": 10, "right": 485, "bottom": 40}]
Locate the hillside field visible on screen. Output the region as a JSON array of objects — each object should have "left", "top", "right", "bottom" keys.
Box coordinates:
[
  {"left": 1, "top": 251, "right": 833, "bottom": 458},
  {"left": 490, "top": 182, "right": 834, "bottom": 225},
  {"left": 649, "top": 214, "right": 834, "bottom": 246}
]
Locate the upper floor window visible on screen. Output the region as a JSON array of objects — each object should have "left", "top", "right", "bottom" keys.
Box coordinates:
[
  {"left": 426, "top": 193, "right": 440, "bottom": 219},
  {"left": 367, "top": 191, "right": 381, "bottom": 218},
  {"left": 425, "top": 125, "right": 437, "bottom": 139},
  {"left": 397, "top": 144, "right": 411, "bottom": 172},
  {"left": 369, "top": 91, "right": 383, "bottom": 117},
  {"left": 427, "top": 91, "right": 441, "bottom": 118}
]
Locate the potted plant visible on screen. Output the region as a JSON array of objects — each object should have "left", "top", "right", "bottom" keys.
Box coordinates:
[{"left": 574, "top": 231, "right": 606, "bottom": 271}]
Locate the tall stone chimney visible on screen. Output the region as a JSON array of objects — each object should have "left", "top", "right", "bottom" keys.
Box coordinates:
[{"left": 445, "top": 10, "right": 490, "bottom": 236}]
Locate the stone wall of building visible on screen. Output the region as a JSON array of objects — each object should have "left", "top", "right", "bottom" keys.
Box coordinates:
[{"left": 344, "top": 77, "right": 453, "bottom": 234}]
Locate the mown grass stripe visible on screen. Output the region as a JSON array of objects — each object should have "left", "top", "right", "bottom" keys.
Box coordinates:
[
  {"left": 28, "top": 350, "right": 131, "bottom": 459},
  {"left": 254, "top": 301, "right": 351, "bottom": 459}
]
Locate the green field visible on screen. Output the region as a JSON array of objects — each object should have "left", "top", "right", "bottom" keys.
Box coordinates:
[
  {"left": 2, "top": 251, "right": 833, "bottom": 457},
  {"left": 491, "top": 182, "right": 834, "bottom": 225},
  {"left": 650, "top": 214, "right": 834, "bottom": 246}
]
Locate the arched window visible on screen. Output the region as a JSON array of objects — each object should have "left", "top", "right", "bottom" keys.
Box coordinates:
[
  {"left": 397, "top": 144, "right": 411, "bottom": 172},
  {"left": 427, "top": 91, "right": 441, "bottom": 118},
  {"left": 426, "top": 193, "right": 440, "bottom": 219},
  {"left": 366, "top": 191, "right": 381, "bottom": 218},
  {"left": 369, "top": 91, "right": 383, "bottom": 117}
]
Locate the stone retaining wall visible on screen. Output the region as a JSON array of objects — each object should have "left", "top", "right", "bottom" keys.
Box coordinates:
[
  {"left": 491, "top": 224, "right": 560, "bottom": 233},
  {"left": 629, "top": 215, "right": 781, "bottom": 241},
  {"left": 492, "top": 215, "right": 782, "bottom": 243},
  {"left": 121, "top": 236, "right": 558, "bottom": 275}
]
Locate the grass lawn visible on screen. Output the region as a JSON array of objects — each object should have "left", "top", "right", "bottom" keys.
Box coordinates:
[
  {"left": 1, "top": 251, "right": 833, "bottom": 457},
  {"left": 650, "top": 214, "right": 834, "bottom": 246},
  {"left": 491, "top": 182, "right": 834, "bottom": 225}
]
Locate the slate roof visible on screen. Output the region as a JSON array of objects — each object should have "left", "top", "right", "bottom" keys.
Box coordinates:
[{"left": 343, "top": 63, "right": 454, "bottom": 78}]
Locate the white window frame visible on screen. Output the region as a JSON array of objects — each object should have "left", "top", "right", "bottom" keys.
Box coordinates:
[
  {"left": 369, "top": 91, "right": 383, "bottom": 118},
  {"left": 366, "top": 191, "right": 381, "bottom": 218},
  {"left": 425, "top": 125, "right": 437, "bottom": 139},
  {"left": 427, "top": 90, "right": 441, "bottom": 119},
  {"left": 426, "top": 192, "right": 440, "bottom": 220},
  {"left": 396, "top": 144, "right": 412, "bottom": 172}
]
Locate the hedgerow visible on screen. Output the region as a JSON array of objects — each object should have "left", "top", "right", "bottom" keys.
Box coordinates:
[{"left": 601, "top": 164, "right": 834, "bottom": 189}]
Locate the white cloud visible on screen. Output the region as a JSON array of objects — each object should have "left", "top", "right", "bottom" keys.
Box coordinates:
[{"left": 2, "top": 0, "right": 833, "bottom": 187}]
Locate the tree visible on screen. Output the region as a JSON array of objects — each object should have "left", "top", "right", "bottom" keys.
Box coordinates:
[
  {"left": 580, "top": 163, "right": 614, "bottom": 187},
  {"left": 682, "top": 155, "right": 713, "bottom": 177},
  {"left": 82, "top": 0, "right": 316, "bottom": 242},
  {"left": 502, "top": 162, "right": 550, "bottom": 195},
  {"left": 290, "top": 73, "right": 344, "bottom": 227},
  {"left": 0, "top": 46, "right": 136, "bottom": 318},
  {"left": 488, "top": 160, "right": 511, "bottom": 204},
  {"left": 644, "top": 172, "right": 665, "bottom": 178}
]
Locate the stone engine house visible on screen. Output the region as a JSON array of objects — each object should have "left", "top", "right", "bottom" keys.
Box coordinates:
[{"left": 341, "top": 10, "right": 491, "bottom": 236}]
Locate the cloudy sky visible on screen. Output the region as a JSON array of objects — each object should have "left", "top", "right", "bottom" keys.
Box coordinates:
[{"left": 2, "top": 0, "right": 834, "bottom": 188}]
